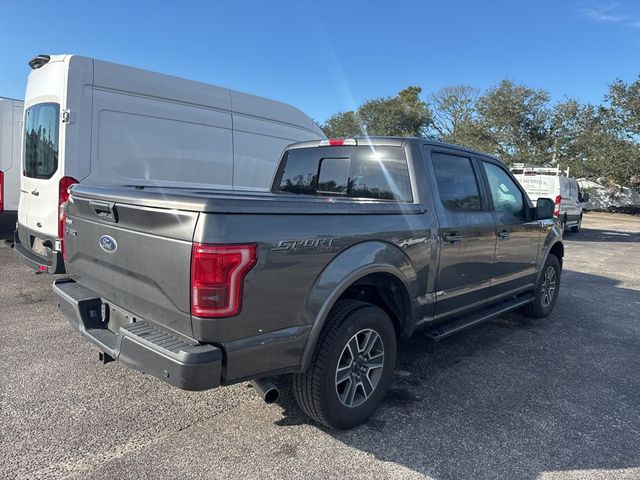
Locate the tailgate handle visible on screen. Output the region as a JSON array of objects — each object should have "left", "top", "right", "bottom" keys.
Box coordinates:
[{"left": 90, "top": 201, "right": 117, "bottom": 222}]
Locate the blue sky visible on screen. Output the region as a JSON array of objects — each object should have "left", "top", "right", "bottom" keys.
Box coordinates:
[{"left": 1, "top": 1, "right": 639, "bottom": 122}]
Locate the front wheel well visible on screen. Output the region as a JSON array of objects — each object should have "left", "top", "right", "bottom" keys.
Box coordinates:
[
  {"left": 337, "top": 272, "right": 411, "bottom": 337},
  {"left": 549, "top": 241, "right": 564, "bottom": 265}
]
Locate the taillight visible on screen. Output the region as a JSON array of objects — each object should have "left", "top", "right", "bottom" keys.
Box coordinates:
[
  {"left": 0, "top": 171, "right": 4, "bottom": 213},
  {"left": 58, "top": 176, "right": 78, "bottom": 260},
  {"left": 191, "top": 243, "right": 257, "bottom": 318},
  {"left": 58, "top": 176, "right": 78, "bottom": 207},
  {"left": 319, "top": 138, "right": 357, "bottom": 146},
  {"left": 553, "top": 195, "right": 562, "bottom": 218}
]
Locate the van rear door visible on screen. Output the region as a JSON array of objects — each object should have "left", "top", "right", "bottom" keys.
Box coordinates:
[{"left": 21, "top": 102, "right": 63, "bottom": 239}]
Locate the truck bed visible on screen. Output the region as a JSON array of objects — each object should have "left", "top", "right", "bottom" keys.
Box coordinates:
[{"left": 70, "top": 184, "right": 426, "bottom": 215}]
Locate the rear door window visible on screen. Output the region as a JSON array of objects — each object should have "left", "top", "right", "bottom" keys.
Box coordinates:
[
  {"left": 277, "top": 146, "right": 412, "bottom": 202},
  {"left": 23, "top": 103, "right": 60, "bottom": 179},
  {"left": 431, "top": 152, "right": 481, "bottom": 211}
]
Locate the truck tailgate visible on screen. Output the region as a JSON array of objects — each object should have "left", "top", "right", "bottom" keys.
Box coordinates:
[{"left": 64, "top": 193, "right": 198, "bottom": 336}]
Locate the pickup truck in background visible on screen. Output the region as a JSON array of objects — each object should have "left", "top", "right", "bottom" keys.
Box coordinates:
[{"left": 53, "top": 137, "right": 563, "bottom": 429}]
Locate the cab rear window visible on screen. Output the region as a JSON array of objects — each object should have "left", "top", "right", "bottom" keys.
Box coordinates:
[
  {"left": 276, "top": 146, "right": 412, "bottom": 202},
  {"left": 23, "top": 103, "right": 60, "bottom": 179}
]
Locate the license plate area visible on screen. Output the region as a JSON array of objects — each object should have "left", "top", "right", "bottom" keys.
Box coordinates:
[
  {"left": 31, "top": 237, "right": 48, "bottom": 256},
  {"left": 105, "top": 303, "right": 138, "bottom": 334}
]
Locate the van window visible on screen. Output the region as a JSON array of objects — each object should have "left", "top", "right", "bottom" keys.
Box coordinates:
[
  {"left": 482, "top": 161, "right": 526, "bottom": 219},
  {"left": 277, "top": 146, "right": 412, "bottom": 202},
  {"left": 431, "top": 152, "right": 481, "bottom": 211},
  {"left": 23, "top": 103, "right": 60, "bottom": 179}
]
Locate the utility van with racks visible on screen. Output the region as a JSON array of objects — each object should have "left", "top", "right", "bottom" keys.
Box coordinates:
[{"left": 511, "top": 164, "right": 589, "bottom": 233}]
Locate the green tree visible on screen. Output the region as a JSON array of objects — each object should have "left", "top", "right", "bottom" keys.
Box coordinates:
[
  {"left": 321, "top": 111, "right": 361, "bottom": 138},
  {"left": 476, "top": 80, "right": 552, "bottom": 165},
  {"left": 551, "top": 99, "right": 640, "bottom": 185},
  {"left": 430, "top": 85, "right": 479, "bottom": 138},
  {"left": 429, "top": 85, "right": 495, "bottom": 152},
  {"left": 320, "top": 86, "right": 432, "bottom": 138},
  {"left": 607, "top": 76, "right": 640, "bottom": 136}
]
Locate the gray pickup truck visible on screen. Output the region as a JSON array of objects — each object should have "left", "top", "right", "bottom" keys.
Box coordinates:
[{"left": 53, "top": 137, "right": 563, "bottom": 429}]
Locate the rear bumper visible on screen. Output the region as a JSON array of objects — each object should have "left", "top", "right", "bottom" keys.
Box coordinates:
[
  {"left": 13, "top": 225, "right": 65, "bottom": 274},
  {"left": 53, "top": 278, "right": 222, "bottom": 391}
]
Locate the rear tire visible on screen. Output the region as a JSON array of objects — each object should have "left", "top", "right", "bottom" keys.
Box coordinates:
[
  {"left": 560, "top": 215, "right": 567, "bottom": 233},
  {"left": 571, "top": 215, "right": 582, "bottom": 233},
  {"left": 522, "top": 254, "right": 561, "bottom": 318},
  {"left": 293, "top": 300, "right": 397, "bottom": 430}
]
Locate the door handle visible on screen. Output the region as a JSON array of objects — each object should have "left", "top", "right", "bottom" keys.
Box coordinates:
[
  {"left": 498, "top": 230, "right": 511, "bottom": 239},
  {"left": 444, "top": 232, "right": 462, "bottom": 244},
  {"left": 31, "top": 189, "right": 39, "bottom": 196}
]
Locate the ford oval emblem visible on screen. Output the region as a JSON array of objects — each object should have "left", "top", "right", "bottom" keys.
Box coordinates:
[{"left": 99, "top": 235, "right": 117, "bottom": 253}]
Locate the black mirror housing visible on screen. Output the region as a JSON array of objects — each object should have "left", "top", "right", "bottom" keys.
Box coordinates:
[{"left": 535, "top": 197, "right": 555, "bottom": 220}]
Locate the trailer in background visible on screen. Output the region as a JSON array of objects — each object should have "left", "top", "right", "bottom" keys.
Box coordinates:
[{"left": 0, "top": 97, "right": 23, "bottom": 233}]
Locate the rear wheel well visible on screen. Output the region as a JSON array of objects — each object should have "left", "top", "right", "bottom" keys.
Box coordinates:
[{"left": 337, "top": 273, "right": 411, "bottom": 337}]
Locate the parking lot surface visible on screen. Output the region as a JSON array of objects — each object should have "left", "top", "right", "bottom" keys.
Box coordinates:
[{"left": 1, "top": 212, "right": 639, "bottom": 480}]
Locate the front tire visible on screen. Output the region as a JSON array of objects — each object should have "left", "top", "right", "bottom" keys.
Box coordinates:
[
  {"left": 522, "top": 254, "right": 561, "bottom": 318},
  {"left": 293, "top": 300, "right": 397, "bottom": 430}
]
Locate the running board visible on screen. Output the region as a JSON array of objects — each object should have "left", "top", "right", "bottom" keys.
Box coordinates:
[{"left": 424, "top": 294, "right": 535, "bottom": 340}]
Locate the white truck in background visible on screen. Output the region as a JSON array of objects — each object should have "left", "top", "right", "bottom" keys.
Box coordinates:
[
  {"left": 0, "top": 97, "right": 24, "bottom": 231},
  {"left": 14, "top": 54, "right": 325, "bottom": 273},
  {"left": 511, "top": 164, "right": 588, "bottom": 233}
]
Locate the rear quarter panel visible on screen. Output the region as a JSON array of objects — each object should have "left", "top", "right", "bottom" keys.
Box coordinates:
[{"left": 192, "top": 208, "right": 437, "bottom": 344}]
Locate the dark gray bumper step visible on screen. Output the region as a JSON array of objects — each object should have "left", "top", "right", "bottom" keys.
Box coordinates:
[{"left": 53, "top": 278, "right": 222, "bottom": 391}]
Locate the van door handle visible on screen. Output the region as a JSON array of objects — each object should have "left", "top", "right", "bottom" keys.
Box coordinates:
[
  {"left": 444, "top": 232, "right": 462, "bottom": 244},
  {"left": 31, "top": 189, "right": 39, "bottom": 196},
  {"left": 498, "top": 230, "right": 511, "bottom": 239}
]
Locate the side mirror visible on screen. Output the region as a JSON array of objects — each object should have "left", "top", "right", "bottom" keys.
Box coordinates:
[
  {"left": 535, "top": 197, "right": 555, "bottom": 220},
  {"left": 580, "top": 192, "right": 590, "bottom": 202}
]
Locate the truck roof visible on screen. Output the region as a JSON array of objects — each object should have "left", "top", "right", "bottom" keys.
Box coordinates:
[{"left": 286, "top": 136, "right": 502, "bottom": 161}]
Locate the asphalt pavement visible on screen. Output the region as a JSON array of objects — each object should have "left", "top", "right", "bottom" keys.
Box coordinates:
[{"left": 1, "top": 212, "right": 639, "bottom": 480}]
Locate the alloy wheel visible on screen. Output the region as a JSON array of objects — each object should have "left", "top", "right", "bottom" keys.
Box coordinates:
[
  {"left": 541, "top": 266, "right": 557, "bottom": 307},
  {"left": 335, "top": 328, "right": 385, "bottom": 408}
]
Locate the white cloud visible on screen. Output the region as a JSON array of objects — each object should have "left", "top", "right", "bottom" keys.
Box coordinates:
[
  {"left": 579, "top": 2, "right": 640, "bottom": 29},
  {"left": 580, "top": 3, "right": 629, "bottom": 22}
]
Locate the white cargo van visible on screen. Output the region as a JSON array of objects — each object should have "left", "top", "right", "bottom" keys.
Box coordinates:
[
  {"left": 0, "top": 97, "right": 24, "bottom": 230},
  {"left": 14, "top": 54, "right": 325, "bottom": 273},
  {"left": 511, "top": 164, "right": 588, "bottom": 233}
]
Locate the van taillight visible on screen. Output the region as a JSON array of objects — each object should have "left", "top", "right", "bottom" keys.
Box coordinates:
[
  {"left": 191, "top": 243, "right": 257, "bottom": 318},
  {"left": 0, "top": 171, "right": 4, "bottom": 213},
  {"left": 58, "top": 176, "right": 78, "bottom": 260},
  {"left": 553, "top": 195, "right": 562, "bottom": 218}
]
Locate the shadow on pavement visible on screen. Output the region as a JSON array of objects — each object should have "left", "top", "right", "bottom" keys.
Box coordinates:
[
  {"left": 274, "top": 270, "right": 640, "bottom": 479},
  {"left": 564, "top": 227, "right": 640, "bottom": 243}
]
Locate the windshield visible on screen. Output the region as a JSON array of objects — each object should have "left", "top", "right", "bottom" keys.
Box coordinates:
[{"left": 23, "top": 103, "right": 60, "bottom": 179}]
